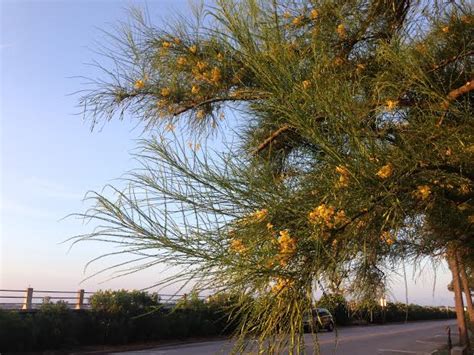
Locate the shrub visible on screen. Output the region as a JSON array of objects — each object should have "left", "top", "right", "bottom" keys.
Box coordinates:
[{"left": 316, "top": 294, "right": 351, "bottom": 326}]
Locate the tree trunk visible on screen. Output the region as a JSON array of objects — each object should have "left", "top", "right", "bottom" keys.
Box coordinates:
[
  {"left": 458, "top": 251, "right": 474, "bottom": 329},
  {"left": 447, "top": 248, "right": 470, "bottom": 349}
]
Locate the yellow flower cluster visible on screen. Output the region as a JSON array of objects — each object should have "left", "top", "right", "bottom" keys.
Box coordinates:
[
  {"left": 271, "top": 277, "right": 293, "bottom": 294},
  {"left": 459, "top": 184, "right": 471, "bottom": 195},
  {"left": 177, "top": 56, "right": 187, "bottom": 66},
  {"left": 210, "top": 67, "right": 222, "bottom": 84},
  {"left": 310, "top": 9, "right": 319, "bottom": 20},
  {"left": 336, "top": 24, "right": 347, "bottom": 38},
  {"left": 276, "top": 230, "right": 297, "bottom": 266},
  {"left": 468, "top": 215, "right": 474, "bottom": 224},
  {"left": 189, "top": 45, "right": 198, "bottom": 54},
  {"left": 252, "top": 208, "right": 269, "bottom": 222},
  {"left": 380, "top": 231, "right": 395, "bottom": 246},
  {"left": 308, "top": 204, "right": 348, "bottom": 229},
  {"left": 195, "top": 109, "right": 206, "bottom": 120},
  {"left": 238, "top": 208, "right": 268, "bottom": 225},
  {"left": 161, "top": 87, "right": 171, "bottom": 97},
  {"left": 196, "top": 61, "right": 207, "bottom": 71},
  {"left": 230, "top": 239, "right": 247, "bottom": 254},
  {"left": 165, "top": 123, "right": 175, "bottom": 132},
  {"left": 191, "top": 85, "right": 200, "bottom": 95},
  {"left": 333, "top": 57, "right": 344, "bottom": 66},
  {"left": 415, "top": 185, "right": 431, "bottom": 200},
  {"left": 376, "top": 163, "right": 393, "bottom": 179},
  {"left": 386, "top": 100, "right": 398, "bottom": 111},
  {"left": 134, "top": 79, "right": 145, "bottom": 90},
  {"left": 302, "top": 80, "right": 311, "bottom": 90},
  {"left": 162, "top": 41, "right": 172, "bottom": 48},
  {"left": 335, "top": 165, "right": 350, "bottom": 188},
  {"left": 442, "top": 26, "right": 449, "bottom": 33}
]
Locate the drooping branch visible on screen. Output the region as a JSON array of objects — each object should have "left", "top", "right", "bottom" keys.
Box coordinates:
[
  {"left": 446, "top": 79, "right": 474, "bottom": 102},
  {"left": 172, "top": 91, "right": 266, "bottom": 116},
  {"left": 252, "top": 124, "right": 291, "bottom": 155},
  {"left": 437, "top": 78, "right": 474, "bottom": 126}
]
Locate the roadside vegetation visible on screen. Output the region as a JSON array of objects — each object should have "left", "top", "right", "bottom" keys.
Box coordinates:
[{"left": 0, "top": 290, "right": 455, "bottom": 352}]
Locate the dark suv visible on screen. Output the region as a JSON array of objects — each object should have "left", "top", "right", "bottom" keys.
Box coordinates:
[{"left": 303, "top": 308, "right": 335, "bottom": 332}]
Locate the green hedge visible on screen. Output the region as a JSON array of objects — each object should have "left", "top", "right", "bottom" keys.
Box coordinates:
[{"left": 0, "top": 290, "right": 237, "bottom": 352}]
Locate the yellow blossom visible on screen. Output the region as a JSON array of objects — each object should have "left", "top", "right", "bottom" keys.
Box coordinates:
[
  {"left": 468, "top": 215, "right": 474, "bottom": 224},
  {"left": 156, "top": 99, "right": 167, "bottom": 109},
  {"left": 334, "top": 210, "right": 348, "bottom": 226},
  {"left": 196, "top": 109, "right": 206, "bottom": 119},
  {"left": 336, "top": 24, "right": 347, "bottom": 38},
  {"left": 461, "top": 15, "right": 472, "bottom": 24},
  {"left": 335, "top": 165, "right": 350, "bottom": 188},
  {"left": 177, "top": 56, "right": 187, "bottom": 66},
  {"left": 272, "top": 277, "right": 292, "bottom": 294},
  {"left": 134, "top": 79, "right": 145, "bottom": 90},
  {"left": 381, "top": 231, "right": 395, "bottom": 246},
  {"left": 277, "top": 230, "right": 296, "bottom": 266},
  {"left": 210, "top": 67, "right": 222, "bottom": 83},
  {"left": 253, "top": 208, "right": 268, "bottom": 221},
  {"left": 442, "top": 26, "right": 449, "bottom": 33},
  {"left": 333, "top": 57, "right": 344, "bottom": 66},
  {"left": 189, "top": 45, "right": 198, "bottom": 54},
  {"left": 386, "top": 100, "right": 398, "bottom": 111},
  {"left": 173, "top": 37, "right": 181, "bottom": 45},
  {"left": 460, "top": 184, "right": 471, "bottom": 195},
  {"left": 356, "top": 63, "right": 366, "bottom": 73},
  {"left": 292, "top": 16, "right": 303, "bottom": 26},
  {"left": 162, "top": 41, "right": 172, "bottom": 48},
  {"left": 216, "top": 52, "right": 224, "bottom": 61},
  {"left": 310, "top": 9, "right": 319, "bottom": 20},
  {"left": 415, "top": 185, "right": 431, "bottom": 200},
  {"left": 165, "top": 123, "right": 175, "bottom": 132},
  {"left": 302, "top": 80, "right": 311, "bottom": 90},
  {"left": 376, "top": 163, "right": 393, "bottom": 179},
  {"left": 283, "top": 11, "right": 291, "bottom": 19},
  {"left": 266, "top": 222, "right": 274, "bottom": 230},
  {"left": 230, "top": 239, "right": 247, "bottom": 254},
  {"left": 308, "top": 204, "right": 336, "bottom": 227},
  {"left": 196, "top": 61, "right": 207, "bottom": 71},
  {"left": 445, "top": 147, "right": 452, "bottom": 156},
  {"left": 191, "top": 85, "right": 200, "bottom": 95},
  {"left": 161, "top": 87, "right": 171, "bottom": 97}
]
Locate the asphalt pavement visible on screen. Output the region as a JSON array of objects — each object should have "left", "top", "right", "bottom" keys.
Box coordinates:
[{"left": 113, "top": 319, "right": 457, "bottom": 355}]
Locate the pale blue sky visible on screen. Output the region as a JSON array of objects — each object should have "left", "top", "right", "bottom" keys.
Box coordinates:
[{"left": 0, "top": 0, "right": 455, "bottom": 306}]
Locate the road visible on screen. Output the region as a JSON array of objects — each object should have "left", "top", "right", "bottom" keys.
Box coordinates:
[{"left": 114, "top": 319, "right": 456, "bottom": 355}]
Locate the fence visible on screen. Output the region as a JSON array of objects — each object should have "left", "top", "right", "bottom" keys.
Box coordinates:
[{"left": 0, "top": 288, "right": 202, "bottom": 310}]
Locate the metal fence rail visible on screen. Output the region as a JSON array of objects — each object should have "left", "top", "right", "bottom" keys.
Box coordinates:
[{"left": 0, "top": 288, "right": 202, "bottom": 310}]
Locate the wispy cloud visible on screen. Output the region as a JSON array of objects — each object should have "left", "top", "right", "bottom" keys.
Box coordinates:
[
  {"left": 24, "top": 176, "right": 85, "bottom": 200},
  {"left": 0, "top": 43, "right": 13, "bottom": 50}
]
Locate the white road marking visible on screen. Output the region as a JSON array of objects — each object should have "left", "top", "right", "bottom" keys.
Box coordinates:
[
  {"left": 377, "top": 349, "right": 428, "bottom": 354},
  {"left": 415, "top": 340, "right": 444, "bottom": 345}
]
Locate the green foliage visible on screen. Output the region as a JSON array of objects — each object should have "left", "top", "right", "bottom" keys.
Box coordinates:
[
  {"left": 316, "top": 294, "right": 351, "bottom": 325},
  {"left": 74, "top": 0, "right": 474, "bottom": 352},
  {"left": 0, "top": 290, "right": 239, "bottom": 352}
]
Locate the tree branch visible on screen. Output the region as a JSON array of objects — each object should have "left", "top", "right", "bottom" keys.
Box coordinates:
[{"left": 252, "top": 124, "right": 291, "bottom": 155}]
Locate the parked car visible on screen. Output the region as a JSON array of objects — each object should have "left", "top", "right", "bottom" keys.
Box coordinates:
[{"left": 303, "top": 308, "right": 335, "bottom": 332}]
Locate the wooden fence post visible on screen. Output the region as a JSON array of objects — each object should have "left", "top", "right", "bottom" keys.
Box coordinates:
[
  {"left": 75, "top": 289, "right": 85, "bottom": 310},
  {"left": 22, "top": 287, "right": 33, "bottom": 310}
]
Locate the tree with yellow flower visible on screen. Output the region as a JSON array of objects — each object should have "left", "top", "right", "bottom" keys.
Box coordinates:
[{"left": 76, "top": 0, "right": 473, "bottom": 352}]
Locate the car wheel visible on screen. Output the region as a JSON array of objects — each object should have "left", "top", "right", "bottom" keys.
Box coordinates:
[{"left": 326, "top": 322, "right": 334, "bottom": 332}]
